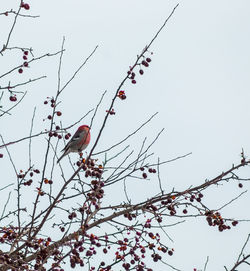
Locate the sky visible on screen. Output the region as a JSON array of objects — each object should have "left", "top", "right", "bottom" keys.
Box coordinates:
[{"left": 1, "top": 0, "right": 250, "bottom": 270}]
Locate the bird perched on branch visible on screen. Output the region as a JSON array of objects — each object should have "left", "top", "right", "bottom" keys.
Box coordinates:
[{"left": 57, "top": 125, "right": 91, "bottom": 163}]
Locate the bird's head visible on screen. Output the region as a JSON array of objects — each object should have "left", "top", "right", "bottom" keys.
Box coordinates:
[{"left": 78, "top": 125, "right": 90, "bottom": 131}]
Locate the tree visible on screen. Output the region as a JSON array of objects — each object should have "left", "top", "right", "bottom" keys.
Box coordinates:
[{"left": 0, "top": 1, "right": 250, "bottom": 271}]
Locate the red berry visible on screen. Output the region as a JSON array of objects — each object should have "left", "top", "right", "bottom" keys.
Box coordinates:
[
  {"left": 44, "top": 101, "right": 48, "bottom": 104},
  {"left": 146, "top": 58, "right": 151, "bottom": 63},
  {"left": 48, "top": 115, "right": 52, "bottom": 120},
  {"left": 23, "top": 55, "right": 27, "bottom": 60},
  {"left": 65, "top": 135, "right": 70, "bottom": 140},
  {"left": 139, "top": 69, "right": 144, "bottom": 75},
  {"left": 18, "top": 68, "right": 23, "bottom": 74},
  {"left": 24, "top": 51, "right": 29, "bottom": 55},
  {"left": 9, "top": 96, "right": 17, "bottom": 102},
  {"left": 131, "top": 79, "right": 136, "bottom": 84},
  {"left": 23, "top": 61, "right": 28, "bottom": 67},
  {"left": 58, "top": 135, "right": 62, "bottom": 139},
  {"left": 23, "top": 4, "right": 30, "bottom": 10},
  {"left": 238, "top": 183, "right": 243, "bottom": 188},
  {"left": 0, "top": 154, "right": 3, "bottom": 158},
  {"left": 142, "top": 173, "right": 147, "bottom": 179},
  {"left": 56, "top": 111, "right": 62, "bottom": 116},
  {"left": 183, "top": 209, "right": 188, "bottom": 214}
]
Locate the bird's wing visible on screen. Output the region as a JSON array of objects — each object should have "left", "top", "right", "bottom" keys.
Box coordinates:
[{"left": 61, "top": 129, "right": 82, "bottom": 152}]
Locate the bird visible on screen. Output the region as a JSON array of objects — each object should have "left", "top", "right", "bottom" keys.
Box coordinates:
[{"left": 57, "top": 125, "right": 91, "bottom": 163}]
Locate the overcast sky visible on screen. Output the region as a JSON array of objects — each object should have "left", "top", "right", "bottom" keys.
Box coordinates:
[{"left": 1, "top": 1, "right": 250, "bottom": 270}]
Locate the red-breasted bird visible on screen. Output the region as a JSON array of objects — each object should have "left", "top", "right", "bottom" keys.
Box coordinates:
[{"left": 57, "top": 125, "right": 91, "bottom": 163}]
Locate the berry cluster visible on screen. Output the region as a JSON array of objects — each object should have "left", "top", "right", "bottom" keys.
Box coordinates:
[
  {"left": 106, "top": 108, "right": 115, "bottom": 115},
  {"left": 0, "top": 226, "right": 18, "bottom": 243},
  {"left": 44, "top": 178, "right": 53, "bottom": 185},
  {"left": 18, "top": 50, "right": 29, "bottom": 74},
  {"left": 36, "top": 187, "right": 45, "bottom": 196},
  {"left": 124, "top": 212, "right": 137, "bottom": 221},
  {"left": 127, "top": 55, "right": 152, "bottom": 85},
  {"left": 117, "top": 90, "right": 126, "bottom": 100},
  {"left": 77, "top": 159, "right": 103, "bottom": 179},
  {"left": 20, "top": 2, "right": 30, "bottom": 10},
  {"left": 188, "top": 192, "right": 203, "bottom": 203},
  {"left": 205, "top": 211, "right": 238, "bottom": 232},
  {"left": 87, "top": 179, "right": 105, "bottom": 201},
  {"left": 44, "top": 97, "right": 56, "bottom": 108},
  {"left": 44, "top": 97, "right": 66, "bottom": 139},
  {"left": 68, "top": 212, "right": 77, "bottom": 220},
  {"left": 18, "top": 168, "right": 40, "bottom": 186},
  {"left": 0, "top": 229, "right": 56, "bottom": 269},
  {"left": 140, "top": 167, "right": 157, "bottom": 179}
]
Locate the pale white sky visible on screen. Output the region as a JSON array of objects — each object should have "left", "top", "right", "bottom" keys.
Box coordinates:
[{"left": 1, "top": 1, "right": 250, "bottom": 270}]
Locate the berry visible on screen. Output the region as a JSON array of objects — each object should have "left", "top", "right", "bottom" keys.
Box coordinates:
[
  {"left": 142, "top": 60, "right": 149, "bottom": 67},
  {"left": 139, "top": 69, "right": 144, "bottom": 75},
  {"left": 24, "top": 4, "right": 30, "bottom": 10},
  {"left": 142, "top": 173, "right": 147, "bottom": 179},
  {"left": 131, "top": 79, "right": 136, "bottom": 84},
  {"left": 56, "top": 111, "right": 62, "bottom": 116},
  {"left": 48, "top": 115, "right": 52, "bottom": 120},
  {"left": 9, "top": 96, "right": 17, "bottom": 102},
  {"left": 23, "top": 61, "right": 28, "bottom": 67},
  {"left": 238, "top": 183, "right": 243, "bottom": 188},
  {"left": 44, "top": 101, "right": 48, "bottom": 104},
  {"left": 232, "top": 221, "right": 238, "bottom": 226},
  {"left": 0, "top": 154, "right": 3, "bottom": 158},
  {"left": 24, "top": 51, "right": 29, "bottom": 55},
  {"left": 23, "top": 55, "right": 27, "bottom": 60},
  {"left": 168, "top": 250, "right": 173, "bottom": 256},
  {"left": 183, "top": 209, "right": 188, "bottom": 214},
  {"left": 146, "top": 58, "right": 151, "bottom": 63},
  {"left": 18, "top": 68, "right": 23, "bottom": 74}
]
